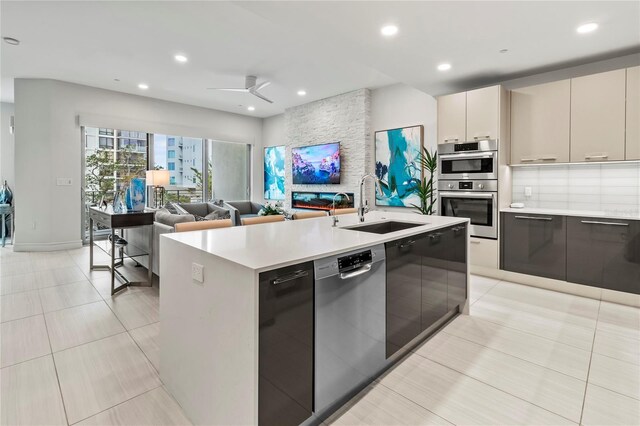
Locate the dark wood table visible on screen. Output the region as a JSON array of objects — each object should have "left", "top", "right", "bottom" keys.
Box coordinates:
[{"left": 88, "top": 206, "right": 154, "bottom": 295}]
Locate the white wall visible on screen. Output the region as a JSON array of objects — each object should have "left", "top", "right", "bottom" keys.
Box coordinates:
[
  {"left": 0, "top": 102, "right": 15, "bottom": 189},
  {"left": 262, "top": 113, "right": 284, "bottom": 148},
  {"left": 13, "top": 79, "right": 263, "bottom": 251},
  {"left": 369, "top": 83, "right": 437, "bottom": 211}
]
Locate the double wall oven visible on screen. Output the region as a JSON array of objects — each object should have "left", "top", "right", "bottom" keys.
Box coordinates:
[{"left": 438, "top": 140, "right": 499, "bottom": 239}]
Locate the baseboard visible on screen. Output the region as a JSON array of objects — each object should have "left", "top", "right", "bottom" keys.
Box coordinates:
[
  {"left": 472, "top": 265, "right": 640, "bottom": 308},
  {"left": 13, "top": 240, "right": 83, "bottom": 252}
]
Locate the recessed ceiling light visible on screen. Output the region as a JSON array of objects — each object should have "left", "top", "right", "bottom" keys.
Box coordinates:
[
  {"left": 437, "top": 63, "right": 452, "bottom": 71},
  {"left": 174, "top": 54, "right": 188, "bottom": 63},
  {"left": 380, "top": 25, "right": 398, "bottom": 37},
  {"left": 138, "top": 83, "right": 149, "bottom": 90},
  {"left": 499, "top": 49, "right": 509, "bottom": 54},
  {"left": 297, "top": 90, "right": 307, "bottom": 96},
  {"left": 247, "top": 106, "right": 255, "bottom": 112},
  {"left": 577, "top": 22, "right": 598, "bottom": 34},
  {"left": 3, "top": 37, "right": 20, "bottom": 45}
]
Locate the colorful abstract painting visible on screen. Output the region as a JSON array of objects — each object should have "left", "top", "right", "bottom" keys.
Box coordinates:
[
  {"left": 375, "top": 125, "right": 423, "bottom": 207},
  {"left": 264, "top": 146, "right": 286, "bottom": 200}
]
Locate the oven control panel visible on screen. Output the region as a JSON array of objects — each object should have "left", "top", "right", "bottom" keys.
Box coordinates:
[
  {"left": 454, "top": 142, "right": 479, "bottom": 152},
  {"left": 437, "top": 180, "right": 498, "bottom": 192}
]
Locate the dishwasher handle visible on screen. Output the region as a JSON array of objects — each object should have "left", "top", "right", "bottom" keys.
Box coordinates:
[{"left": 339, "top": 263, "right": 373, "bottom": 280}]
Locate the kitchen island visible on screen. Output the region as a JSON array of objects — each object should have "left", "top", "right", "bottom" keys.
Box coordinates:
[{"left": 159, "top": 211, "right": 469, "bottom": 426}]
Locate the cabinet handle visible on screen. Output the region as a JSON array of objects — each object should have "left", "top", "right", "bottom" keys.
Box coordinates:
[
  {"left": 428, "top": 233, "right": 441, "bottom": 240},
  {"left": 585, "top": 154, "right": 608, "bottom": 160},
  {"left": 520, "top": 158, "right": 536, "bottom": 163},
  {"left": 443, "top": 138, "right": 459, "bottom": 143},
  {"left": 515, "top": 215, "right": 553, "bottom": 221},
  {"left": 470, "top": 240, "right": 481, "bottom": 245},
  {"left": 539, "top": 156, "right": 557, "bottom": 161},
  {"left": 272, "top": 270, "right": 309, "bottom": 285},
  {"left": 399, "top": 240, "right": 416, "bottom": 248},
  {"left": 473, "top": 135, "right": 491, "bottom": 140},
  {"left": 581, "top": 220, "right": 629, "bottom": 227}
]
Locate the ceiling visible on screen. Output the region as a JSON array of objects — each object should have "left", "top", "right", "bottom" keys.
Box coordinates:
[{"left": 1, "top": 1, "right": 639, "bottom": 118}]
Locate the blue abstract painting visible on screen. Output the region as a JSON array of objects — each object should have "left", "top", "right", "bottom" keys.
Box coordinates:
[
  {"left": 375, "top": 125, "right": 423, "bottom": 207},
  {"left": 264, "top": 146, "right": 285, "bottom": 200}
]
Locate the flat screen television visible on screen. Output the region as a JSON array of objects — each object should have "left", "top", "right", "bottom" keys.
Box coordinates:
[{"left": 292, "top": 142, "right": 340, "bottom": 184}]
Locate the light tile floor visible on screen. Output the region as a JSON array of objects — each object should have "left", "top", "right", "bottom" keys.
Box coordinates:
[{"left": 1, "top": 246, "right": 639, "bottom": 425}]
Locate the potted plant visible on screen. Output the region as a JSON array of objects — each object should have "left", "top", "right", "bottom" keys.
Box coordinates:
[
  {"left": 410, "top": 147, "right": 438, "bottom": 215},
  {"left": 259, "top": 201, "right": 285, "bottom": 216}
]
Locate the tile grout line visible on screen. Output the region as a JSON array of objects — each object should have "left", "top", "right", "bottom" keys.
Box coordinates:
[
  {"left": 39, "top": 287, "right": 71, "bottom": 426},
  {"left": 439, "top": 327, "right": 590, "bottom": 381},
  {"left": 579, "top": 299, "right": 602, "bottom": 425},
  {"left": 410, "top": 343, "right": 584, "bottom": 424},
  {"left": 67, "top": 384, "right": 164, "bottom": 425}
]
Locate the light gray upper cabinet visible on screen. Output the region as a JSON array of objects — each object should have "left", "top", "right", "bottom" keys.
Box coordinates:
[
  {"left": 570, "top": 69, "right": 626, "bottom": 162},
  {"left": 510, "top": 80, "right": 571, "bottom": 165},
  {"left": 626, "top": 66, "right": 640, "bottom": 160},
  {"left": 466, "top": 86, "right": 500, "bottom": 141},
  {"left": 437, "top": 92, "right": 466, "bottom": 144}
]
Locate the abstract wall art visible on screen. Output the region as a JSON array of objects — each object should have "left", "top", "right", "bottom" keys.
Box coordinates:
[
  {"left": 375, "top": 125, "right": 423, "bottom": 207},
  {"left": 264, "top": 146, "right": 286, "bottom": 200}
]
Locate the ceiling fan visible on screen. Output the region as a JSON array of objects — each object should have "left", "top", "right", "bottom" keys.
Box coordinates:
[{"left": 207, "top": 75, "right": 273, "bottom": 104}]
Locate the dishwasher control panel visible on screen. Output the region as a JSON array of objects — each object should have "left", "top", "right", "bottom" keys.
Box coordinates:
[{"left": 338, "top": 250, "right": 372, "bottom": 273}]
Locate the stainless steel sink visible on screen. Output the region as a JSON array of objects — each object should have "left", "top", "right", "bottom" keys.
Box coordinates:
[{"left": 343, "top": 220, "right": 425, "bottom": 234}]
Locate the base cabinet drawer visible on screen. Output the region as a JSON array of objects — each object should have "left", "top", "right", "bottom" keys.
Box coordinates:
[
  {"left": 470, "top": 237, "right": 498, "bottom": 268},
  {"left": 501, "top": 213, "right": 566, "bottom": 281},
  {"left": 567, "top": 217, "right": 640, "bottom": 294},
  {"left": 258, "top": 262, "right": 314, "bottom": 426}
]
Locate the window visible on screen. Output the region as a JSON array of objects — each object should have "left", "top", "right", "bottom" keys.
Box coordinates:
[
  {"left": 168, "top": 138, "right": 175, "bottom": 146},
  {"left": 98, "top": 137, "right": 113, "bottom": 149},
  {"left": 170, "top": 176, "right": 176, "bottom": 185},
  {"left": 168, "top": 150, "right": 175, "bottom": 159},
  {"left": 168, "top": 162, "right": 175, "bottom": 171}
]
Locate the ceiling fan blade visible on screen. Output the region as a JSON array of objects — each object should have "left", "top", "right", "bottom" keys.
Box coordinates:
[
  {"left": 253, "top": 81, "right": 271, "bottom": 91},
  {"left": 250, "top": 90, "right": 274, "bottom": 104},
  {"left": 206, "top": 88, "right": 249, "bottom": 92}
]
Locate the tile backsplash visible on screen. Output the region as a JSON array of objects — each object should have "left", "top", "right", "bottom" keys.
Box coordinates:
[{"left": 511, "top": 162, "right": 640, "bottom": 215}]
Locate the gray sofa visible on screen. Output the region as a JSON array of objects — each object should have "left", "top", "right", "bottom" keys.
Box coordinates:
[
  {"left": 223, "top": 201, "right": 264, "bottom": 226},
  {"left": 125, "top": 202, "right": 232, "bottom": 276}
]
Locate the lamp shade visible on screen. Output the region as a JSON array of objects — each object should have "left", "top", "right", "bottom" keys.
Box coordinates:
[{"left": 146, "top": 170, "right": 170, "bottom": 186}]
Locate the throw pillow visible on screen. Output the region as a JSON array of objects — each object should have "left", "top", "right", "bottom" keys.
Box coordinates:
[
  {"left": 194, "top": 215, "right": 207, "bottom": 222},
  {"left": 163, "top": 203, "right": 178, "bottom": 214},
  {"left": 204, "top": 210, "right": 231, "bottom": 221},
  {"left": 172, "top": 203, "right": 190, "bottom": 215}
]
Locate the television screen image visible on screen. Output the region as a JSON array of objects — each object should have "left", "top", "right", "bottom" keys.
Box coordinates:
[{"left": 292, "top": 142, "right": 340, "bottom": 184}]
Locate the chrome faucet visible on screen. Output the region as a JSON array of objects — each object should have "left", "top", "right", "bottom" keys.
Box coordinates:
[
  {"left": 358, "top": 174, "right": 383, "bottom": 222},
  {"left": 331, "top": 192, "right": 351, "bottom": 227}
]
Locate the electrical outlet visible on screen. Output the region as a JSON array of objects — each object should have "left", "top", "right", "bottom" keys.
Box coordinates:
[
  {"left": 525, "top": 187, "right": 532, "bottom": 197},
  {"left": 56, "top": 178, "right": 72, "bottom": 186},
  {"left": 192, "top": 263, "right": 204, "bottom": 283}
]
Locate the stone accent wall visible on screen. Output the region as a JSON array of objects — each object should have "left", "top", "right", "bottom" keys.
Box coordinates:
[{"left": 284, "top": 89, "right": 371, "bottom": 209}]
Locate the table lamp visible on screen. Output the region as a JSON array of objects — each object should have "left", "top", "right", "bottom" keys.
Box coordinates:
[{"left": 146, "top": 170, "right": 170, "bottom": 208}]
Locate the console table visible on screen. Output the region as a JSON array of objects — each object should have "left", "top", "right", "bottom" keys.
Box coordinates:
[
  {"left": 88, "top": 206, "right": 154, "bottom": 295},
  {"left": 0, "top": 204, "right": 14, "bottom": 247}
]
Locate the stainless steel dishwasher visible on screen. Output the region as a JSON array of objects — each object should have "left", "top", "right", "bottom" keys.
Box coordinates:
[{"left": 314, "top": 244, "right": 387, "bottom": 415}]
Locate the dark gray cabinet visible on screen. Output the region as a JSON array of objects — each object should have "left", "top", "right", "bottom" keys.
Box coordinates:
[
  {"left": 385, "top": 235, "right": 424, "bottom": 358},
  {"left": 501, "top": 213, "right": 567, "bottom": 281},
  {"left": 386, "top": 224, "right": 468, "bottom": 358},
  {"left": 567, "top": 217, "right": 640, "bottom": 294},
  {"left": 258, "top": 262, "right": 314, "bottom": 426}
]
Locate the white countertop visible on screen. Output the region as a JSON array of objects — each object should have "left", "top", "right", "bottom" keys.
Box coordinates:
[
  {"left": 501, "top": 207, "right": 640, "bottom": 221},
  {"left": 163, "top": 211, "right": 468, "bottom": 272}
]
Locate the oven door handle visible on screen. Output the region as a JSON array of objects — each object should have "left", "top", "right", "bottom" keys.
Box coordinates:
[
  {"left": 439, "top": 192, "right": 495, "bottom": 199},
  {"left": 439, "top": 153, "right": 495, "bottom": 160}
]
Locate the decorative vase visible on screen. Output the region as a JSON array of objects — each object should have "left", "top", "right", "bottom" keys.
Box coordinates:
[
  {"left": 130, "top": 178, "right": 146, "bottom": 212},
  {"left": 125, "top": 187, "right": 133, "bottom": 211}
]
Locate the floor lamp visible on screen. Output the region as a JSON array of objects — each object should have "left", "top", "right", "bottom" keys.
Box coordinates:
[{"left": 146, "top": 170, "right": 170, "bottom": 208}]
